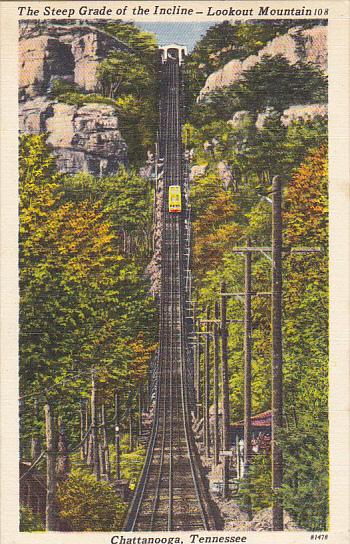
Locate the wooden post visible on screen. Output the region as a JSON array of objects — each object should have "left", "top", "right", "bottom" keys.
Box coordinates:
[
  {"left": 101, "top": 404, "right": 111, "bottom": 481},
  {"left": 204, "top": 306, "right": 211, "bottom": 457},
  {"left": 213, "top": 301, "right": 220, "bottom": 466},
  {"left": 244, "top": 240, "right": 253, "bottom": 475},
  {"left": 44, "top": 403, "right": 57, "bottom": 531},
  {"left": 221, "top": 281, "right": 231, "bottom": 498},
  {"left": 271, "top": 176, "right": 284, "bottom": 530},
  {"left": 114, "top": 390, "right": 121, "bottom": 480},
  {"left": 91, "top": 370, "right": 100, "bottom": 480}
]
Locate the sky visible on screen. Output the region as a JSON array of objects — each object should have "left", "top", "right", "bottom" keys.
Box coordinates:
[{"left": 136, "top": 22, "right": 213, "bottom": 51}]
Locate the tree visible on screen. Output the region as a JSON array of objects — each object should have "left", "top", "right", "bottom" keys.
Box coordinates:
[
  {"left": 281, "top": 146, "right": 328, "bottom": 530},
  {"left": 97, "top": 52, "right": 152, "bottom": 99}
]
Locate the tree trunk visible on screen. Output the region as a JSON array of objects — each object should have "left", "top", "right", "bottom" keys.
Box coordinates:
[
  {"left": 114, "top": 390, "right": 121, "bottom": 480},
  {"left": 101, "top": 404, "right": 111, "bottom": 481},
  {"left": 31, "top": 399, "right": 41, "bottom": 461},
  {"left": 91, "top": 371, "right": 100, "bottom": 480},
  {"left": 87, "top": 433, "right": 93, "bottom": 466},
  {"left": 129, "top": 410, "right": 133, "bottom": 452},
  {"left": 44, "top": 403, "right": 58, "bottom": 531},
  {"left": 57, "top": 416, "right": 70, "bottom": 480}
]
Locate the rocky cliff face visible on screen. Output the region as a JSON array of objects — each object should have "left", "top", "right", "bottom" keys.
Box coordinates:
[
  {"left": 19, "top": 21, "right": 130, "bottom": 176},
  {"left": 19, "top": 21, "right": 130, "bottom": 99},
  {"left": 199, "top": 25, "right": 327, "bottom": 98}
]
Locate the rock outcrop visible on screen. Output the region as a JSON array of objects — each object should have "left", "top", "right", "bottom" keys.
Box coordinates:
[
  {"left": 199, "top": 26, "right": 327, "bottom": 99},
  {"left": 19, "top": 21, "right": 129, "bottom": 176},
  {"left": 19, "top": 21, "right": 130, "bottom": 100},
  {"left": 226, "top": 104, "right": 327, "bottom": 132},
  {"left": 19, "top": 99, "right": 127, "bottom": 176},
  {"left": 279, "top": 103, "right": 328, "bottom": 127}
]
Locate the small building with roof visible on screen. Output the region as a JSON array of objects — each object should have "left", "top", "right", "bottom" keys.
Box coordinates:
[{"left": 159, "top": 43, "right": 187, "bottom": 64}]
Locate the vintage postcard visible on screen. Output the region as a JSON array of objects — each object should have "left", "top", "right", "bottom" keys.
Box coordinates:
[{"left": 0, "top": 1, "right": 349, "bottom": 543}]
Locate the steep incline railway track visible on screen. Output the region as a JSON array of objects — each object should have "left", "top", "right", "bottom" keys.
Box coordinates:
[{"left": 124, "top": 59, "right": 217, "bottom": 532}]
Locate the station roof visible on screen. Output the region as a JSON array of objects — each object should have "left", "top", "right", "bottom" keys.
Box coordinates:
[
  {"left": 231, "top": 410, "right": 272, "bottom": 429},
  {"left": 159, "top": 43, "right": 187, "bottom": 48}
]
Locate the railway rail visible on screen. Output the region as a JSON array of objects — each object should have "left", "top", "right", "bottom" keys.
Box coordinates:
[{"left": 124, "top": 59, "right": 218, "bottom": 531}]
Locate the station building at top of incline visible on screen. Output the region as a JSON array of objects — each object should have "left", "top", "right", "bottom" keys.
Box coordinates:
[{"left": 159, "top": 44, "right": 187, "bottom": 64}]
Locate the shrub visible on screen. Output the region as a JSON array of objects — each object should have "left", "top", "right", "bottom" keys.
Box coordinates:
[
  {"left": 57, "top": 469, "right": 127, "bottom": 531},
  {"left": 20, "top": 505, "right": 44, "bottom": 532}
]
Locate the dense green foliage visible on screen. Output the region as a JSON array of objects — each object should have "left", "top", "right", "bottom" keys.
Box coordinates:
[
  {"left": 19, "top": 134, "right": 158, "bottom": 457},
  {"left": 186, "top": 21, "right": 328, "bottom": 530}
]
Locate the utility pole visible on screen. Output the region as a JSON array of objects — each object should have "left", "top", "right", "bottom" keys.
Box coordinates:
[
  {"left": 91, "top": 370, "right": 100, "bottom": 480},
  {"left": 271, "top": 175, "right": 284, "bottom": 530},
  {"left": 101, "top": 404, "right": 111, "bottom": 481},
  {"left": 220, "top": 281, "right": 231, "bottom": 498},
  {"left": 83, "top": 399, "right": 89, "bottom": 460},
  {"left": 79, "top": 399, "right": 86, "bottom": 461},
  {"left": 213, "top": 301, "right": 220, "bottom": 466},
  {"left": 44, "top": 402, "right": 57, "bottom": 531},
  {"left": 204, "top": 306, "right": 211, "bottom": 458},
  {"left": 129, "top": 407, "right": 134, "bottom": 452},
  {"left": 195, "top": 317, "right": 201, "bottom": 421},
  {"left": 138, "top": 385, "right": 143, "bottom": 443},
  {"left": 244, "top": 239, "right": 253, "bottom": 476},
  {"left": 226, "top": 218, "right": 320, "bottom": 526},
  {"left": 114, "top": 389, "right": 121, "bottom": 480}
]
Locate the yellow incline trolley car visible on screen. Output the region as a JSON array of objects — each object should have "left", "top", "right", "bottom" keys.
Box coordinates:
[{"left": 168, "top": 185, "right": 182, "bottom": 213}]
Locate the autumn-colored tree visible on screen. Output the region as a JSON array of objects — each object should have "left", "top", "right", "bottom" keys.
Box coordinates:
[{"left": 281, "top": 146, "right": 328, "bottom": 530}]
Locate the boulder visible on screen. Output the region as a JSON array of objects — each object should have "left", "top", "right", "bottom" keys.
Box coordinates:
[
  {"left": 280, "top": 103, "right": 328, "bottom": 126},
  {"left": 227, "top": 110, "right": 251, "bottom": 129},
  {"left": 190, "top": 164, "right": 207, "bottom": 181}
]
